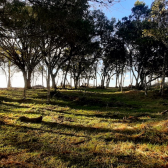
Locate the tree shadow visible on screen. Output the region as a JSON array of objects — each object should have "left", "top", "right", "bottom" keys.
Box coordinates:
[
  {"left": 2, "top": 122, "right": 164, "bottom": 168},
  {"left": 1, "top": 102, "right": 30, "bottom": 109},
  {"left": 0, "top": 96, "right": 22, "bottom": 103},
  {"left": 41, "top": 121, "right": 112, "bottom": 133}
]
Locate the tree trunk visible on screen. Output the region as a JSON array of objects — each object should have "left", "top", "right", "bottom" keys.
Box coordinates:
[
  {"left": 63, "top": 74, "right": 67, "bottom": 88},
  {"left": 94, "top": 64, "right": 97, "bottom": 87},
  {"left": 139, "top": 69, "right": 145, "bottom": 90},
  {"left": 144, "top": 75, "right": 147, "bottom": 96},
  {"left": 106, "top": 75, "right": 110, "bottom": 88},
  {"left": 132, "top": 67, "right": 140, "bottom": 89},
  {"left": 63, "top": 60, "right": 70, "bottom": 89},
  {"left": 130, "top": 67, "right": 132, "bottom": 89},
  {"left": 47, "top": 56, "right": 51, "bottom": 103},
  {"left": 70, "top": 73, "right": 72, "bottom": 88},
  {"left": 51, "top": 74, "right": 56, "bottom": 89},
  {"left": 51, "top": 67, "right": 60, "bottom": 89},
  {"left": 120, "top": 73, "right": 123, "bottom": 93},
  {"left": 123, "top": 71, "right": 125, "bottom": 89},
  {"left": 149, "top": 75, "right": 152, "bottom": 89},
  {"left": 7, "top": 61, "right": 11, "bottom": 88},
  {"left": 115, "top": 74, "right": 118, "bottom": 88},
  {"left": 32, "top": 71, "right": 35, "bottom": 86},
  {"left": 118, "top": 74, "right": 121, "bottom": 88},
  {"left": 27, "top": 70, "right": 32, "bottom": 89},
  {"left": 101, "top": 77, "right": 105, "bottom": 88},
  {"left": 78, "top": 78, "right": 80, "bottom": 87},
  {"left": 22, "top": 71, "right": 27, "bottom": 99},
  {"left": 42, "top": 66, "right": 44, "bottom": 86},
  {"left": 160, "top": 52, "right": 166, "bottom": 96},
  {"left": 46, "top": 69, "right": 48, "bottom": 89},
  {"left": 87, "top": 77, "right": 90, "bottom": 87},
  {"left": 74, "top": 76, "right": 78, "bottom": 89}
]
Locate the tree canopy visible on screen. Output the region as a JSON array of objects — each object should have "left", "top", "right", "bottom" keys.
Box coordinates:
[{"left": 0, "top": 0, "right": 168, "bottom": 99}]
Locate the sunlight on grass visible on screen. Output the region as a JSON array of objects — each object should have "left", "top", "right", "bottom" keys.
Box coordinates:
[{"left": 0, "top": 88, "right": 168, "bottom": 167}]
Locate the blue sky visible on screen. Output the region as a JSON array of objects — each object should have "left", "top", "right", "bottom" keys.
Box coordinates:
[{"left": 103, "top": 0, "right": 154, "bottom": 20}]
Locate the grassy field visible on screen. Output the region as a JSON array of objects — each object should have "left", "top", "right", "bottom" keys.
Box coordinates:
[{"left": 0, "top": 88, "right": 168, "bottom": 168}]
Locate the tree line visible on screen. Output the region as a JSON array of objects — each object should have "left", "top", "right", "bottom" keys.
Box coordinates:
[{"left": 0, "top": 0, "right": 168, "bottom": 102}]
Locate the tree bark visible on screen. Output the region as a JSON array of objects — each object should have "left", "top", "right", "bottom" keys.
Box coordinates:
[
  {"left": 22, "top": 71, "right": 27, "bottom": 99},
  {"left": 120, "top": 72, "right": 123, "bottom": 93},
  {"left": 27, "top": 70, "right": 32, "bottom": 89},
  {"left": 47, "top": 56, "right": 51, "bottom": 103},
  {"left": 130, "top": 67, "right": 132, "bottom": 89},
  {"left": 87, "top": 77, "right": 90, "bottom": 87},
  {"left": 32, "top": 71, "right": 35, "bottom": 86},
  {"left": 74, "top": 76, "right": 78, "bottom": 89},
  {"left": 63, "top": 60, "right": 70, "bottom": 88},
  {"left": 144, "top": 75, "right": 147, "bottom": 96},
  {"left": 101, "top": 78, "right": 105, "bottom": 88},
  {"left": 115, "top": 74, "right": 118, "bottom": 88},
  {"left": 160, "top": 51, "right": 166, "bottom": 96},
  {"left": 42, "top": 65, "right": 44, "bottom": 86},
  {"left": 132, "top": 68, "right": 140, "bottom": 89},
  {"left": 94, "top": 63, "right": 97, "bottom": 87},
  {"left": 70, "top": 73, "right": 72, "bottom": 88},
  {"left": 106, "top": 74, "right": 110, "bottom": 88},
  {"left": 7, "top": 61, "right": 11, "bottom": 88},
  {"left": 51, "top": 73, "right": 56, "bottom": 89},
  {"left": 78, "top": 78, "right": 80, "bottom": 87}
]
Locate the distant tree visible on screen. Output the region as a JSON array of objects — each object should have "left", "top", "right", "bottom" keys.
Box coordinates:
[
  {"left": 103, "top": 37, "right": 127, "bottom": 90},
  {"left": 68, "top": 41, "right": 100, "bottom": 89},
  {"left": 89, "top": 10, "right": 116, "bottom": 88},
  {"left": 0, "top": 55, "right": 19, "bottom": 88}
]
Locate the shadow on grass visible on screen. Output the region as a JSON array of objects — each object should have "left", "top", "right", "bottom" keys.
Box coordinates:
[
  {"left": 0, "top": 96, "right": 23, "bottom": 103},
  {"left": 35, "top": 107, "right": 157, "bottom": 121},
  {"left": 0, "top": 89, "right": 156, "bottom": 115},
  {"left": 0, "top": 100, "right": 158, "bottom": 124},
  {"left": 0, "top": 88, "right": 167, "bottom": 167},
  {"left": 4, "top": 118, "right": 167, "bottom": 145},
  {"left": 41, "top": 121, "right": 112, "bottom": 134},
  {"left": 5, "top": 123, "right": 89, "bottom": 138},
  {"left": 1, "top": 123, "right": 164, "bottom": 168},
  {"left": 1, "top": 102, "right": 30, "bottom": 109}
]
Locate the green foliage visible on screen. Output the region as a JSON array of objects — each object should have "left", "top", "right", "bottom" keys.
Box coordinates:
[{"left": 134, "top": 0, "right": 145, "bottom": 6}]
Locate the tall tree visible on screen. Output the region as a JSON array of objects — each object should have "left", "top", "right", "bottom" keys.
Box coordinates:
[
  {"left": 103, "top": 37, "right": 127, "bottom": 89},
  {"left": 116, "top": 1, "right": 152, "bottom": 90},
  {"left": 143, "top": 0, "right": 168, "bottom": 95},
  {"left": 0, "top": 1, "right": 45, "bottom": 98}
]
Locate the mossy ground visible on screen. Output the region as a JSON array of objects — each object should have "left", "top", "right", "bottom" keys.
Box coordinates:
[{"left": 0, "top": 88, "right": 168, "bottom": 168}]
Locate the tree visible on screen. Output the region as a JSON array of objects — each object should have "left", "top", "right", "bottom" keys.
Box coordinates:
[
  {"left": 0, "top": 1, "right": 45, "bottom": 98},
  {"left": 116, "top": 1, "right": 152, "bottom": 91},
  {"left": 143, "top": 0, "right": 168, "bottom": 95},
  {"left": 103, "top": 37, "right": 127, "bottom": 90}
]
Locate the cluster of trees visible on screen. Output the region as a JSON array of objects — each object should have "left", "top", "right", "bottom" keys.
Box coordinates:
[
  {"left": 113, "top": 0, "right": 168, "bottom": 96},
  {"left": 0, "top": 0, "right": 168, "bottom": 101}
]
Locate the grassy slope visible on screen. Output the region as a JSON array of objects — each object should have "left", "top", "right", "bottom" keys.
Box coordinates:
[{"left": 0, "top": 88, "right": 168, "bottom": 168}]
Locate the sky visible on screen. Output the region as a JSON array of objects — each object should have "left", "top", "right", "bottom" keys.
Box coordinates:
[
  {"left": 94, "top": 0, "right": 153, "bottom": 20},
  {"left": 0, "top": 0, "right": 155, "bottom": 88},
  {"left": 101, "top": 0, "right": 154, "bottom": 20}
]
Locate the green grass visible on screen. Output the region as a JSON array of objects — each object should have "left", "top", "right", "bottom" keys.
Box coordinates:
[{"left": 0, "top": 88, "right": 168, "bottom": 168}]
